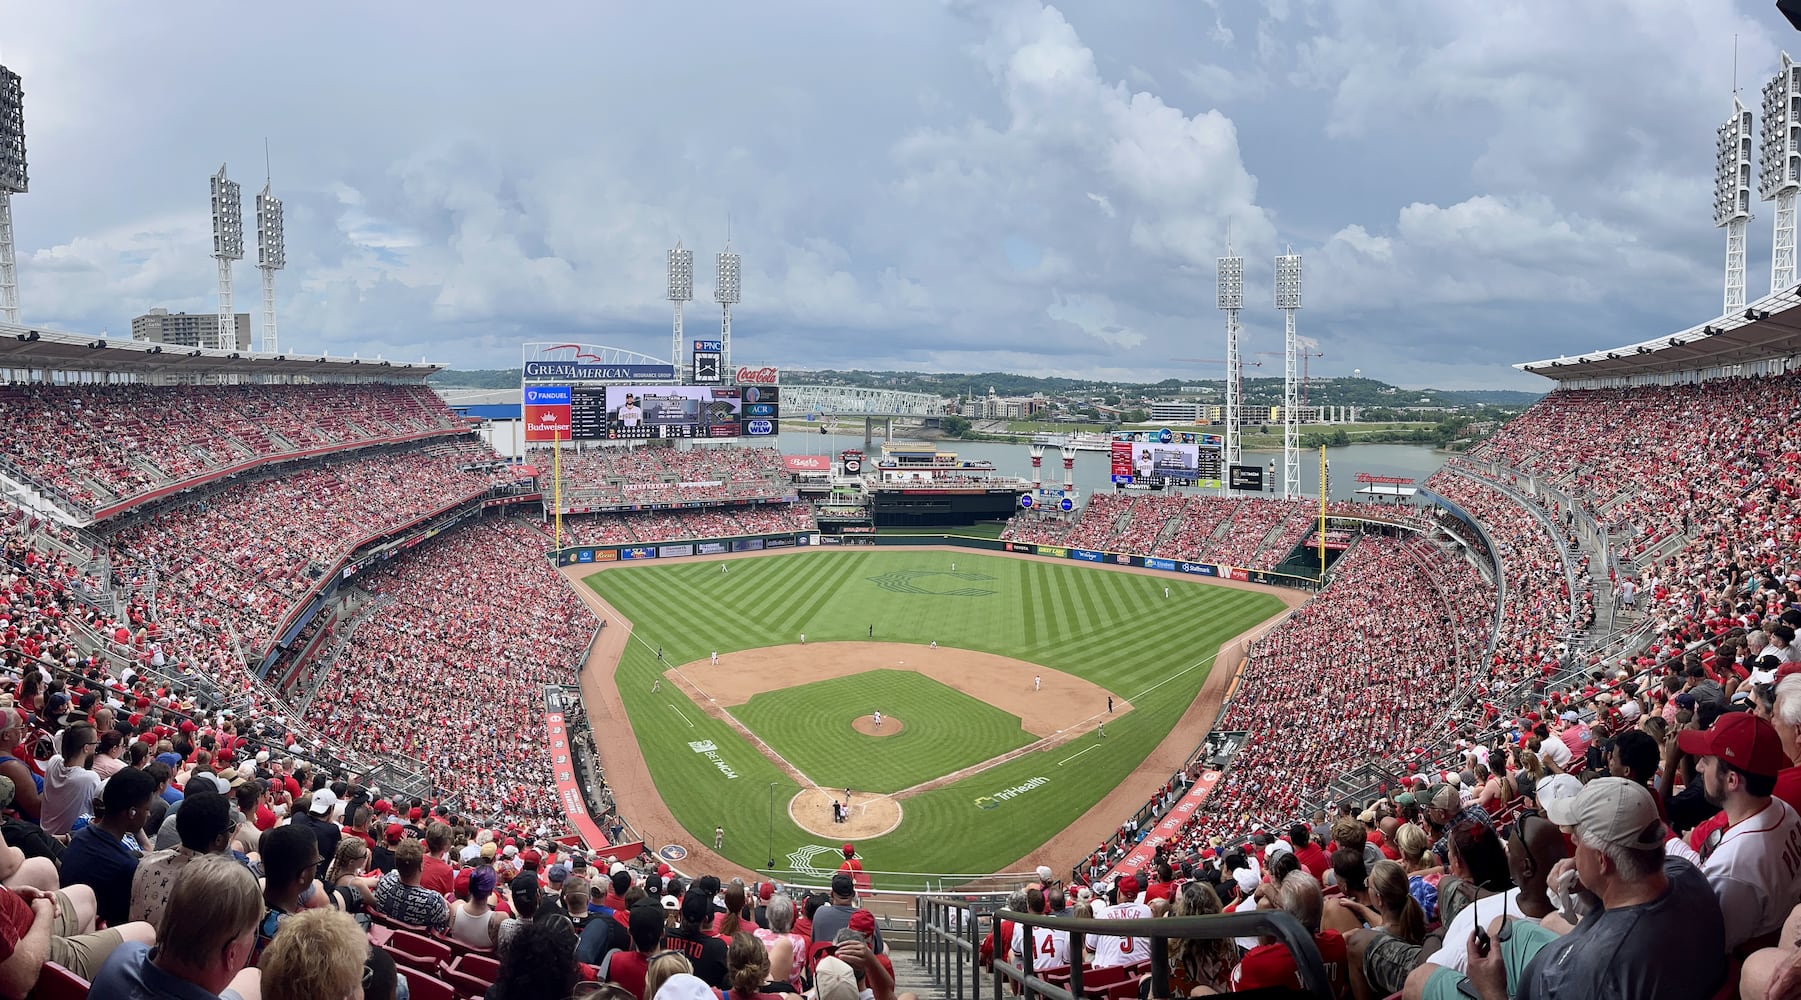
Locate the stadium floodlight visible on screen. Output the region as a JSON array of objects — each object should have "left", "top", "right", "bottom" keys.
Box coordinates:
[
  {"left": 0, "top": 65, "right": 27, "bottom": 325},
  {"left": 716, "top": 247, "right": 741, "bottom": 374},
  {"left": 211, "top": 165, "right": 244, "bottom": 351},
  {"left": 668, "top": 243, "right": 694, "bottom": 371},
  {"left": 1275, "top": 251, "right": 1303, "bottom": 499},
  {"left": 1761, "top": 53, "right": 1801, "bottom": 292},
  {"left": 1717, "top": 97, "right": 1755, "bottom": 313},
  {"left": 255, "top": 173, "right": 285, "bottom": 355},
  {"left": 1217, "top": 238, "right": 1245, "bottom": 482}
]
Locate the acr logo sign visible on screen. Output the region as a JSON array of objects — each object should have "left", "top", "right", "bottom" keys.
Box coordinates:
[{"left": 736, "top": 366, "right": 780, "bottom": 385}]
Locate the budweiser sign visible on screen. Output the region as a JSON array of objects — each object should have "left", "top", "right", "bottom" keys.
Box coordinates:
[{"left": 736, "top": 366, "right": 780, "bottom": 385}]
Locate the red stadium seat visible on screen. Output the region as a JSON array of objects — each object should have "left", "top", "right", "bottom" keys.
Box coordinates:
[
  {"left": 403, "top": 970, "right": 458, "bottom": 1000},
  {"left": 440, "top": 966, "right": 493, "bottom": 999},
  {"left": 452, "top": 952, "right": 502, "bottom": 984},
  {"left": 25, "top": 962, "right": 89, "bottom": 1000}
]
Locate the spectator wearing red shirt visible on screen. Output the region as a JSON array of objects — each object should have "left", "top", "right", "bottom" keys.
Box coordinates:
[
  {"left": 419, "top": 822, "right": 456, "bottom": 897},
  {"left": 1289, "top": 823, "right": 1332, "bottom": 880},
  {"left": 1143, "top": 862, "right": 1177, "bottom": 906},
  {"left": 1229, "top": 871, "right": 1349, "bottom": 999}
]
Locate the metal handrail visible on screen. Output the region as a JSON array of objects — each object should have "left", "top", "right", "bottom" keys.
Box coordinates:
[{"left": 992, "top": 908, "right": 1333, "bottom": 1000}]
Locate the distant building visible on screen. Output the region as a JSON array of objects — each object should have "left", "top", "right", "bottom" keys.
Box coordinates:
[
  {"left": 130, "top": 308, "right": 250, "bottom": 350},
  {"left": 1149, "top": 402, "right": 1205, "bottom": 423},
  {"left": 965, "top": 386, "right": 1049, "bottom": 419}
]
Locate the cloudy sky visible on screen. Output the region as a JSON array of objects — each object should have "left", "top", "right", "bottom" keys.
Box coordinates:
[{"left": 6, "top": 1, "right": 1794, "bottom": 388}]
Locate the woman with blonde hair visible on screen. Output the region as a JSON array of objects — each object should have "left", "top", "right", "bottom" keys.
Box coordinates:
[
  {"left": 324, "top": 838, "right": 381, "bottom": 910},
  {"left": 260, "top": 908, "right": 368, "bottom": 1000},
  {"left": 644, "top": 949, "right": 695, "bottom": 1000},
  {"left": 1392, "top": 822, "right": 1442, "bottom": 924}
]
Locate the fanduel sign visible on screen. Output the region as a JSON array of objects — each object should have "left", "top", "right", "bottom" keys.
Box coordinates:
[
  {"left": 524, "top": 362, "right": 675, "bottom": 380},
  {"left": 736, "top": 366, "right": 779, "bottom": 385}
]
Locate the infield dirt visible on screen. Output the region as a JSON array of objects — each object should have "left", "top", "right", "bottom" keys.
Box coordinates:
[{"left": 564, "top": 545, "right": 1303, "bottom": 885}]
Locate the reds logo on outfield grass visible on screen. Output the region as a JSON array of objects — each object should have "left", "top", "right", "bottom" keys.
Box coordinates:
[{"left": 866, "top": 570, "right": 997, "bottom": 597}]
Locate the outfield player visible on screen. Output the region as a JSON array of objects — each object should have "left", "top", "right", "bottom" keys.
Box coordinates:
[
  {"left": 1089, "top": 875, "right": 1151, "bottom": 968},
  {"left": 653, "top": 677, "right": 661, "bottom": 693}
]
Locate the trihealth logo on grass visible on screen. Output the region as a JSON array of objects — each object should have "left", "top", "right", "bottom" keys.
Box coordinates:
[
  {"left": 687, "top": 740, "right": 739, "bottom": 779},
  {"left": 973, "top": 776, "right": 1049, "bottom": 810}
]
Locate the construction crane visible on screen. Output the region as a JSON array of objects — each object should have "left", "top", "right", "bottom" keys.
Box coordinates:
[
  {"left": 1170, "top": 358, "right": 1263, "bottom": 424},
  {"left": 1256, "top": 349, "right": 1324, "bottom": 410}
]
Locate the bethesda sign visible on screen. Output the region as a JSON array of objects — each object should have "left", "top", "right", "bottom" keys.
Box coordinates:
[{"left": 736, "top": 366, "right": 779, "bottom": 385}]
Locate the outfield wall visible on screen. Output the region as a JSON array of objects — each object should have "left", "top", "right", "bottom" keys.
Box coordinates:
[{"left": 546, "top": 529, "right": 1331, "bottom": 590}]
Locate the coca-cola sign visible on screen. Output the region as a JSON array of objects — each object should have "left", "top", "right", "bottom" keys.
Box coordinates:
[{"left": 736, "top": 366, "right": 779, "bottom": 385}]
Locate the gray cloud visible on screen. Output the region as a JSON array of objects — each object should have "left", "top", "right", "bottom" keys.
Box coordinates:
[{"left": 2, "top": 1, "right": 1795, "bottom": 388}]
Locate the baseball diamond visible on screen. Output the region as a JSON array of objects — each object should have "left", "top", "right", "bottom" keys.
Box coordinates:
[{"left": 570, "top": 547, "right": 1290, "bottom": 887}]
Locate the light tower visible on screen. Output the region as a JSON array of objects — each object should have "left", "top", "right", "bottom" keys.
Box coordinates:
[
  {"left": 1275, "top": 249, "right": 1302, "bottom": 499},
  {"left": 716, "top": 245, "right": 741, "bottom": 374},
  {"left": 1216, "top": 237, "right": 1244, "bottom": 488},
  {"left": 668, "top": 243, "right": 694, "bottom": 373},
  {"left": 1716, "top": 98, "right": 1754, "bottom": 313},
  {"left": 210, "top": 165, "right": 245, "bottom": 351},
  {"left": 1760, "top": 53, "right": 1801, "bottom": 294},
  {"left": 0, "top": 65, "right": 27, "bottom": 325},
  {"left": 255, "top": 168, "right": 285, "bottom": 355}
]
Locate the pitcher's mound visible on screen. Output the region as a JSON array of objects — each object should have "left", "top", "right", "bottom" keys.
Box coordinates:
[{"left": 852, "top": 715, "right": 904, "bottom": 737}]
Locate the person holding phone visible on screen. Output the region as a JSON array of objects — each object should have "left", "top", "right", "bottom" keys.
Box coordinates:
[{"left": 1434, "top": 779, "right": 1724, "bottom": 1000}]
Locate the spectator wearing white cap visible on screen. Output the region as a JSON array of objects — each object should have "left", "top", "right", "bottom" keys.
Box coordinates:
[{"left": 1450, "top": 777, "right": 1725, "bottom": 1000}]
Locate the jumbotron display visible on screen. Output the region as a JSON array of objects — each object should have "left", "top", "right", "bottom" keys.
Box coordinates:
[
  {"left": 1109, "top": 430, "right": 1224, "bottom": 488},
  {"left": 524, "top": 384, "right": 780, "bottom": 441}
]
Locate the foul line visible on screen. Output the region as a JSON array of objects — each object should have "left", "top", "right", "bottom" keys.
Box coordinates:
[{"left": 1057, "top": 745, "right": 1098, "bottom": 767}]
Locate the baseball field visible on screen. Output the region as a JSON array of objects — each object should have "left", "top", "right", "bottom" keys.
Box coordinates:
[{"left": 577, "top": 549, "right": 1286, "bottom": 887}]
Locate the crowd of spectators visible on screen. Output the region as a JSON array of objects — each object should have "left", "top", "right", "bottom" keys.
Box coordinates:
[
  {"left": 0, "top": 382, "right": 460, "bottom": 513},
  {"left": 300, "top": 516, "right": 597, "bottom": 831},
  {"left": 1003, "top": 494, "right": 1417, "bottom": 570},
  {"left": 563, "top": 503, "right": 816, "bottom": 547},
  {"left": 103, "top": 442, "right": 500, "bottom": 664},
  {"left": 552, "top": 446, "right": 791, "bottom": 508}
]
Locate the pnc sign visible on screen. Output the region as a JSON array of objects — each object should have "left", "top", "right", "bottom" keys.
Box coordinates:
[{"left": 736, "top": 366, "right": 780, "bottom": 385}]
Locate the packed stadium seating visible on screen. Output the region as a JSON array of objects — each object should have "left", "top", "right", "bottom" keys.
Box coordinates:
[
  {"left": 12, "top": 365, "right": 1801, "bottom": 1000},
  {"left": 0, "top": 382, "right": 461, "bottom": 513},
  {"left": 1002, "top": 493, "right": 1425, "bottom": 570},
  {"left": 562, "top": 502, "right": 816, "bottom": 546},
  {"left": 552, "top": 445, "right": 792, "bottom": 507},
  {"left": 299, "top": 516, "right": 597, "bottom": 829}
]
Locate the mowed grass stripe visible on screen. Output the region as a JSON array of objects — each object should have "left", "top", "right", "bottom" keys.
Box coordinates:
[
  {"left": 585, "top": 551, "right": 1286, "bottom": 884},
  {"left": 733, "top": 670, "right": 1034, "bottom": 793}
]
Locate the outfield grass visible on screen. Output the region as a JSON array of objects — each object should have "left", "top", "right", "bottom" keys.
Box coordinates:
[
  {"left": 586, "top": 551, "right": 1284, "bottom": 885},
  {"left": 734, "top": 670, "right": 1034, "bottom": 794}
]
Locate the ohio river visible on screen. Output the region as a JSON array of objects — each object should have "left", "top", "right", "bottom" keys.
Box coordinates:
[{"left": 778, "top": 435, "right": 1447, "bottom": 502}]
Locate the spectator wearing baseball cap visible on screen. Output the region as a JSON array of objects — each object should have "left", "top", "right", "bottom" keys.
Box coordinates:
[
  {"left": 1676, "top": 710, "right": 1801, "bottom": 951},
  {"left": 1456, "top": 777, "right": 1725, "bottom": 1000},
  {"left": 808, "top": 872, "right": 884, "bottom": 955},
  {"left": 663, "top": 889, "right": 730, "bottom": 987},
  {"left": 371, "top": 823, "right": 404, "bottom": 873}
]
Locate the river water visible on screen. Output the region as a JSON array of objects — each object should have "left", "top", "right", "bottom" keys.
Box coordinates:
[
  {"left": 777, "top": 434, "right": 1448, "bottom": 501},
  {"left": 479, "top": 420, "right": 1448, "bottom": 500}
]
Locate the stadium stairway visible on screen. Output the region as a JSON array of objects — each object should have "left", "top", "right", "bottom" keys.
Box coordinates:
[{"left": 892, "top": 950, "right": 943, "bottom": 999}]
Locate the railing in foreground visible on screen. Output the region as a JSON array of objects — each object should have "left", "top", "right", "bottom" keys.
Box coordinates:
[{"left": 916, "top": 900, "right": 1334, "bottom": 1000}]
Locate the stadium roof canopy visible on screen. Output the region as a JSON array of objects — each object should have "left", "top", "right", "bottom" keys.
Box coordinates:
[
  {"left": 0, "top": 323, "right": 441, "bottom": 379},
  {"left": 1515, "top": 286, "right": 1801, "bottom": 383}
]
